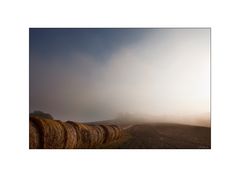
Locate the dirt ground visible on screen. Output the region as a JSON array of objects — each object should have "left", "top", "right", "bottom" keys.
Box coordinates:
[{"left": 100, "top": 123, "right": 211, "bottom": 149}]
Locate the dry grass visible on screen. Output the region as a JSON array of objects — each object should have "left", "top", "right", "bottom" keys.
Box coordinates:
[{"left": 102, "top": 123, "right": 211, "bottom": 149}]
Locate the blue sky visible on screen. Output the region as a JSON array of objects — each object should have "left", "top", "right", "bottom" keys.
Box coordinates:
[{"left": 30, "top": 28, "right": 150, "bottom": 63}]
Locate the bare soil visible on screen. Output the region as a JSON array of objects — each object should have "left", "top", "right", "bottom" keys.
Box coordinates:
[{"left": 101, "top": 123, "right": 211, "bottom": 149}]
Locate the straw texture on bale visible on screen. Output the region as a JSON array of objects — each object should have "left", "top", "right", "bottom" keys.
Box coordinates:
[
  {"left": 56, "top": 121, "right": 78, "bottom": 149},
  {"left": 93, "top": 125, "right": 105, "bottom": 145},
  {"left": 29, "top": 121, "right": 41, "bottom": 149},
  {"left": 87, "top": 126, "right": 98, "bottom": 147},
  {"left": 109, "top": 125, "right": 121, "bottom": 140},
  {"left": 99, "top": 125, "right": 116, "bottom": 143},
  {"left": 113, "top": 125, "right": 121, "bottom": 140},
  {"left": 78, "top": 124, "right": 92, "bottom": 148},
  {"left": 66, "top": 121, "right": 93, "bottom": 148},
  {"left": 88, "top": 125, "right": 110, "bottom": 147},
  {"left": 30, "top": 116, "right": 65, "bottom": 149}
]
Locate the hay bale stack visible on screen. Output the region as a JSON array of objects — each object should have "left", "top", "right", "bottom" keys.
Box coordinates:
[
  {"left": 29, "top": 117, "right": 123, "bottom": 149},
  {"left": 29, "top": 120, "right": 41, "bottom": 149},
  {"left": 30, "top": 116, "right": 65, "bottom": 149}
]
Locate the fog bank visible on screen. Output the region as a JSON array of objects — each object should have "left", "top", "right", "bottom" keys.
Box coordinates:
[{"left": 30, "top": 29, "right": 210, "bottom": 124}]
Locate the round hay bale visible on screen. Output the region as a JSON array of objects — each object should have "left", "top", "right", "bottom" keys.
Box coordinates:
[
  {"left": 29, "top": 120, "right": 41, "bottom": 149},
  {"left": 87, "top": 126, "right": 99, "bottom": 148},
  {"left": 89, "top": 125, "right": 110, "bottom": 147},
  {"left": 117, "top": 125, "right": 122, "bottom": 139},
  {"left": 99, "top": 125, "right": 108, "bottom": 143},
  {"left": 93, "top": 125, "right": 105, "bottom": 145},
  {"left": 56, "top": 121, "right": 78, "bottom": 149},
  {"left": 67, "top": 122, "right": 93, "bottom": 148},
  {"left": 66, "top": 121, "right": 84, "bottom": 148},
  {"left": 108, "top": 125, "right": 117, "bottom": 140},
  {"left": 78, "top": 124, "right": 92, "bottom": 148},
  {"left": 99, "top": 125, "right": 115, "bottom": 143},
  {"left": 30, "top": 116, "right": 65, "bottom": 149},
  {"left": 110, "top": 125, "right": 122, "bottom": 140}
]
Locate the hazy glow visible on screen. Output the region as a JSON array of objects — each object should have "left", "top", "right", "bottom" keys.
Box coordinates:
[{"left": 30, "top": 29, "right": 210, "bottom": 123}]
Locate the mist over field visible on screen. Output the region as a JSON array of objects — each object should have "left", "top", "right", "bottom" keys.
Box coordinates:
[{"left": 30, "top": 29, "right": 210, "bottom": 125}]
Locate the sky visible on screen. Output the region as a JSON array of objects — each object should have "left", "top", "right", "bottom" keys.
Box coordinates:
[{"left": 30, "top": 28, "right": 210, "bottom": 123}]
